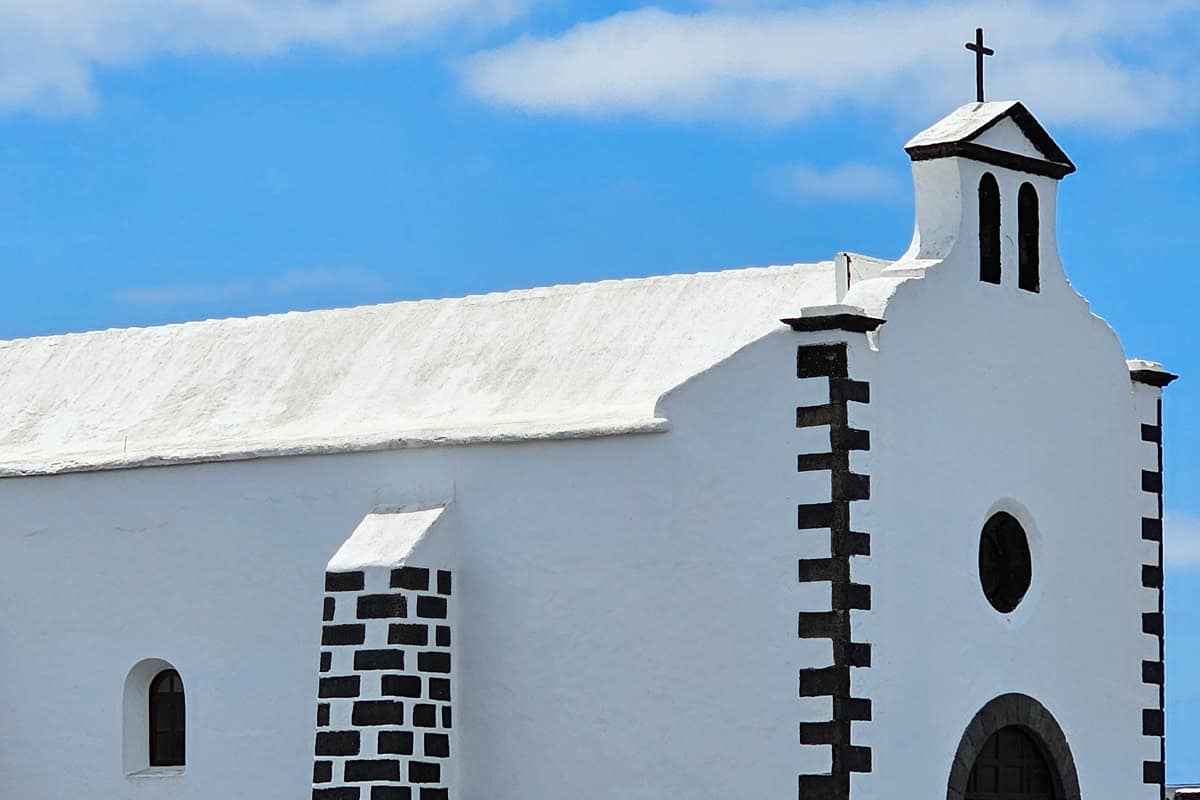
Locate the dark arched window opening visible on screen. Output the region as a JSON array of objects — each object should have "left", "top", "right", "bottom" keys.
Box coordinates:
[
  {"left": 978, "top": 173, "right": 1001, "bottom": 284},
  {"left": 149, "top": 669, "right": 185, "bottom": 767},
  {"left": 1018, "top": 182, "right": 1040, "bottom": 292}
]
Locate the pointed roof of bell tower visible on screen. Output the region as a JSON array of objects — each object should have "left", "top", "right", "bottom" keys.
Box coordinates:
[{"left": 905, "top": 101, "right": 1076, "bottom": 179}]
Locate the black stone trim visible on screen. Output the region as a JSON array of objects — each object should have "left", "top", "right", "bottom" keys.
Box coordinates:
[
  {"left": 372, "top": 789, "right": 411, "bottom": 800},
  {"left": 357, "top": 594, "right": 408, "bottom": 619},
  {"left": 1131, "top": 369, "right": 1179, "bottom": 388},
  {"left": 391, "top": 567, "right": 430, "bottom": 591},
  {"left": 389, "top": 623, "right": 430, "bottom": 646},
  {"left": 782, "top": 313, "right": 886, "bottom": 333},
  {"left": 314, "top": 789, "right": 360, "bottom": 800},
  {"left": 829, "top": 378, "right": 870, "bottom": 404},
  {"left": 908, "top": 141, "right": 1075, "bottom": 178},
  {"left": 316, "top": 730, "right": 362, "bottom": 757},
  {"left": 382, "top": 675, "right": 423, "bottom": 698},
  {"left": 326, "top": 571, "right": 365, "bottom": 592},
  {"left": 798, "top": 453, "right": 838, "bottom": 472},
  {"left": 409, "top": 761, "right": 441, "bottom": 783},
  {"left": 412, "top": 703, "right": 438, "bottom": 728},
  {"left": 344, "top": 759, "right": 402, "bottom": 782},
  {"left": 323, "top": 625, "right": 366, "bottom": 647},
  {"left": 797, "top": 404, "right": 845, "bottom": 428},
  {"left": 1140, "top": 397, "right": 1168, "bottom": 797},
  {"left": 946, "top": 694, "right": 1081, "bottom": 800},
  {"left": 319, "top": 676, "right": 361, "bottom": 699},
  {"left": 796, "top": 343, "right": 848, "bottom": 379},
  {"left": 798, "top": 558, "right": 846, "bottom": 583},
  {"left": 1143, "top": 565, "right": 1163, "bottom": 589},
  {"left": 378, "top": 730, "right": 415, "bottom": 755},
  {"left": 797, "top": 502, "right": 837, "bottom": 529},
  {"left": 416, "top": 596, "right": 448, "bottom": 619},
  {"left": 352, "top": 700, "right": 406, "bottom": 726},
  {"left": 354, "top": 649, "right": 406, "bottom": 671},
  {"left": 830, "top": 427, "right": 869, "bottom": 452},
  {"left": 799, "top": 772, "right": 848, "bottom": 799},
  {"left": 795, "top": 341, "right": 873, "bottom": 798},
  {"left": 313, "top": 566, "right": 454, "bottom": 799},
  {"left": 424, "top": 733, "right": 450, "bottom": 758}
]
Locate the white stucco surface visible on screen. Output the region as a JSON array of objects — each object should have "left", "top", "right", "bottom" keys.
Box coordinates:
[
  {"left": 326, "top": 505, "right": 448, "bottom": 571},
  {"left": 904, "top": 100, "right": 1022, "bottom": 149},
  {"left": 0, "top": 262, "right": 833, "bottom": 477}
]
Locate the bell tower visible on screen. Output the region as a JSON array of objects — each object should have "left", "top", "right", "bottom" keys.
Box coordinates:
[{"left": 891, "top": 101, "right": 1076, "bottom": 298}]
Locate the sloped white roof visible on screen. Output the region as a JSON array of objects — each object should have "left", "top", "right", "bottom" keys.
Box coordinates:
[
  {"left": 904, "top": 100, "right": 1074, "bottom": 176},
  {"left": 328, "top": 506, "right": 447, "bottom": 571},
  {"left": 0, "top": 262, "right": 835, "bottom": 476},
  {"left": 904, "top": 100, "right": 1021, "bottom": 149}
]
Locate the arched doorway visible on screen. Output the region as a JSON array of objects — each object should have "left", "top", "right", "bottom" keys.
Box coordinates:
[
  {"left": 965, "top": 726, "right": 1054, "bottom": 799},
  {"left": 947, "top": 694, "right": 1080, "bottom": 800}
]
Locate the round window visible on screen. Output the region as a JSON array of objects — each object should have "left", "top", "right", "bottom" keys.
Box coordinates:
[{"left": 978, "top": 511, "right": 1032, "bottom": 613}]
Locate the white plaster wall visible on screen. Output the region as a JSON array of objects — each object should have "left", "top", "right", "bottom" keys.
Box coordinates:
[
  {"left": 0, "top": 327, "right": 811, "bottom": 799},
  {"left": 847, "top": 156, "right": 1157, "bottom": 798}
]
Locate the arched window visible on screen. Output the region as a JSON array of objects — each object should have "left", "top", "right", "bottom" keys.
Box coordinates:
[
  {"left": 978, "top": 173, "right": 1001, "bottom": 284},
  {"left": 149, "top": 669, "right": 186, "bottom": 767},
  {"left": 1018, "top": 182, "right": 1040, "bottom": 292}
]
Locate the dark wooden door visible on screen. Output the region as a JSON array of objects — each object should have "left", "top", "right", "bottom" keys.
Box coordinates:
[{"left": 965, "top": 726, "right": 1056, "bottom": 800}]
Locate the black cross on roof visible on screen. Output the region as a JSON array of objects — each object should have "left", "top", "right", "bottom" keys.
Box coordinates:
[{"left": 965, "top": 27, "right": 995, "bottom": 103}]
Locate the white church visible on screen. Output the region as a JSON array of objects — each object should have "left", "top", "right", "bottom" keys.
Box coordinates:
[{"left": 0, "top": 97, "right": 1176, "bottom": 800}]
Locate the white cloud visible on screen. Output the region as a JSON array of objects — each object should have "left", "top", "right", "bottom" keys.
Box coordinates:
[
  {"left": 113, "top": 266, "right": 384, "bottom": 306},
  {"left": 774, "top": 161, "right": 901, "bottom": 202},
  {"left": 461, "top": 1, "right": 1200, "bottom": 132},
  {"left": 1166, "top": 512, "right": 1200, "bottom": 572},
  {"left": 0, "top": 0, "right": 532, "bottom": 114}
]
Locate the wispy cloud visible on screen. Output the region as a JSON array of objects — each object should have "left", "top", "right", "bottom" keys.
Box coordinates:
[
  {"left": 1166, "top": 512, "right": 1200, "bottom": 572},
  {"left": 0, "top": 0, "right": 533, "bottom": 114},
  {"left": 461, "top": 1, "right": 1200, "bottom": 132},
  {"left": 113, "top": 266, "right": 384, "bottom": 307},
  {"left": 772, "top": 161, "right": 902, "bottom": 203}
]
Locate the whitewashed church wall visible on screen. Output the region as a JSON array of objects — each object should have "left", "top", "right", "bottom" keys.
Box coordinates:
[
  {"left": 847, "top": 166, "right": 1160, "bottom": 800},
  {"left": 0, "top": 326, "right": 811, "bottom": 800}
]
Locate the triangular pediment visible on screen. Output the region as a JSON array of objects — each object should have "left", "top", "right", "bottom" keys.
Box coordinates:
[{"left": 905, "top": 101, "right": 1075, "bottom": 179}]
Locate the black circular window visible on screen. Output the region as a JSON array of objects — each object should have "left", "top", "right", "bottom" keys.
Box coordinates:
[{"left": 978, "top": 511, "right": 1032, "bottom": 613}]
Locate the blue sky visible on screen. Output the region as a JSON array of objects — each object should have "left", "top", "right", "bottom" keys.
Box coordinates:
[{"left": 1, "top": 0, "right": 1197, "bottom": 782}]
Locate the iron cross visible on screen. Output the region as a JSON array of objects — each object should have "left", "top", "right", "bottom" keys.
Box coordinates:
[{"left": 965, "top": 27, "right": 994, "bottom": 103}]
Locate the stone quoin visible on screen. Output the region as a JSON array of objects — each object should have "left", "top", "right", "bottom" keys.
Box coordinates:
[{"left": 0, "top": 99, "right": 1175, "bottom": 800}]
